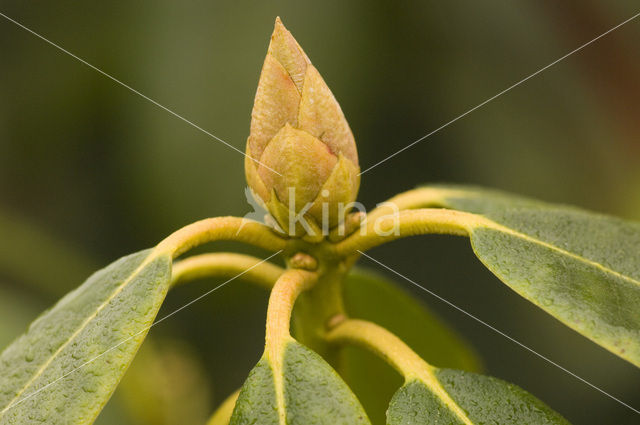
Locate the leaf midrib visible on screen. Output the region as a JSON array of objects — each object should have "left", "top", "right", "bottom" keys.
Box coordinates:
[
  {"left": 265, "top": 338, "right": 290, "bottom": 425},
  {"left": 410, "top": 368, "right": 474, "bottom": 425},
  {"left": 420, "top": 186, "right": 639, "bottom": 286},
  {"left": 0, "top": 251, "right": 160, "bottom": 414},
  {"left": 477, "top": 220, "right": 640, "bottom": 287}
]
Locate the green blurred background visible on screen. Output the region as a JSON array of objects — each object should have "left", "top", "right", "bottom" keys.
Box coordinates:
[{"left": 1, "top": 1, "right": 639, "bottom": 424}]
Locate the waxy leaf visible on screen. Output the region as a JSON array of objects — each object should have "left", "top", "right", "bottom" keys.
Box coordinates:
[
  {"left": 340, "top": 269, "right": 481, "bottom": 424},
  {"left": 231, "top": 339, "right": 370, "bottom": 425},
  {"left": 417, "top": 185, "right": 640, "bottom": 367},
  {"left": 0, "top": 249, "right": 172, "bottom": 424},
  {"left": 388, "top": 368, "right": 570, "bottom": 424}
]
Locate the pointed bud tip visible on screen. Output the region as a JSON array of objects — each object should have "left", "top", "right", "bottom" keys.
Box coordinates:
[
  {"left": 246, "top": 17, "right": 360, "bottom": 237},
  {"left": 267, "top": 18, "right": 309, "bottom": 92},
  {"left": 272, "top": 16, "right": 289, "bottom": 41}
]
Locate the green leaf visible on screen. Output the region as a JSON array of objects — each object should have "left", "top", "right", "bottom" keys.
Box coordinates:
[
  {"left": 387, "top": 368, "right": 570, "bottom": 424},
  {"left": 339, "top": 269, "right": 481, "bottom": 424},
  {"left": 420, "top": 185, "right": 640, "bottom": 367},
  {"left": 0, "top": 249, "right": 172, "bottom": 424},
  {"left": 231, "top": 339, "right": 370, "bottom": 425}
]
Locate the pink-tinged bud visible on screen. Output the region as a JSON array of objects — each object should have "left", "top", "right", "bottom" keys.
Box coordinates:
[{"left": 245, "top": 18, "right": 360, "bottom": 236}]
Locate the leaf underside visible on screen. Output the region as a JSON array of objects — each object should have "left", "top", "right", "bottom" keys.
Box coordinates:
[
  {"left": 388, "top": 368, "right": 570, "bottom": 425},
  {"left": 0, "top": 249, "right": 172, "bottom": 425},
  {"left": 231, "top": 340, "right": 370, "bottom": 425},
  {"left": 424, "top": 185, "right": 640, "bottom": 367}
]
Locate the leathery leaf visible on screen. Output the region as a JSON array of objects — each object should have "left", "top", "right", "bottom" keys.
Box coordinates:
[
  {"left": 0, "top": 249, "right": 172, "bottom": 424},
  {"left": 387, "top": 368, "right": 570, "bottom": 425},
  {"left": 326, "top": 318, "right": 569, "bottom": 424},
  {"left": 416, "top": 184, "right": 640, "bottom": 367},
  {"left": 340, "top": 268, "right": 481, "bottom": 424},
  {"left": 230, "top": 339, "right": 370, "bottom": 425}
]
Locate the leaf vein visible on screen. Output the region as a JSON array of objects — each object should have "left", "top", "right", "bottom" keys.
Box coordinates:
[{"left": 0, "top": 251, "right": 159, "bottom": 414}]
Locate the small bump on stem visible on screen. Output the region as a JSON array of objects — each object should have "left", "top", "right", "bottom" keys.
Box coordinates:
[{"left": 288, "top": 252, "right": 318, "bottom": 270}]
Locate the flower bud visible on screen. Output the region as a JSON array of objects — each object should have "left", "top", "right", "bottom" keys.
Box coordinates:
[{"left": 245, "top": 18, "right": 360, "bottom": 237}]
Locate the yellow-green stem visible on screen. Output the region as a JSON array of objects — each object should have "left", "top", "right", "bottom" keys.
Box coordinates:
[
  {"left": 265, "top": 269, "right": 318, "bottom": 359},
  {"left": 326, "top": 318, "right": 432, "bottom": 379},
  {"left": 326, "top": 318, "right": 473, "bottom": 425},
  {"left": 291, "top": 263, "right": 349, "bottom": 362},
  {"left": 365, "top": 187, "right": 462, "bottom": 222},
  {"left": 171, "top": 253, "right": 284, "bottom": 289},
  {"left": 265, "top": 269, "right": 318, "bottom": 424},
  {"left": 154, "top": 217, "right": 287, "bottom": 259},
  {"left": 335, "top": 208, "right": 487, "bottom": 256}
]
